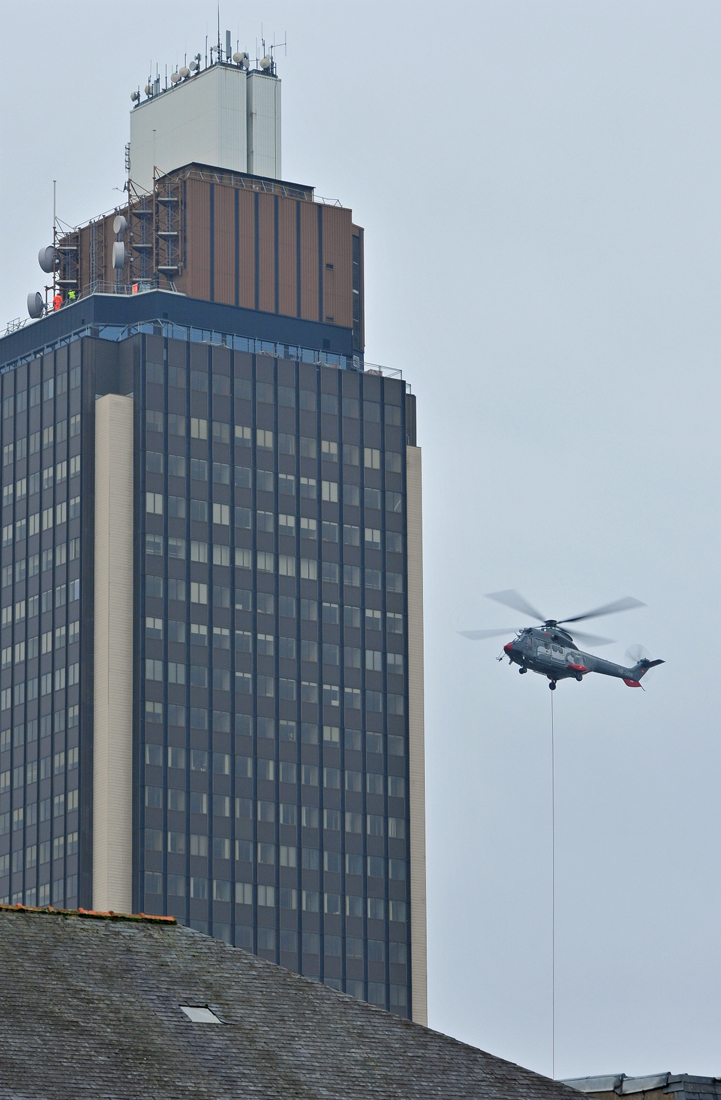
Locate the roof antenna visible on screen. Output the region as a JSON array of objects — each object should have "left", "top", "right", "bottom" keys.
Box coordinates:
[
  {"left": 267, "top": 33, "right": 287, "bottom": 75},
  {"left": 217, "top": 5, "right": 221, "bottom": 61}
]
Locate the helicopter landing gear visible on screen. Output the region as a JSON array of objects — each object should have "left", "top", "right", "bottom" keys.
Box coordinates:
[
  {"left": 549, "top": 681, "right": 557, "bottom": 691},
  {"left": 575, "top": 675, "right": 583, "bottom": 682},
  {"left": 519, "top": 667, "right": 527, "bottom": 674}
]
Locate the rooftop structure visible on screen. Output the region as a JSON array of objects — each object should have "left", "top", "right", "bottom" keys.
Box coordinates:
[
  {"left": 129, "top": 39, "right": 282, "bottom": 193},
  {"left": 43, "top": 163, "right": 362, "bottom": 357},
  {"left": 564, "top": 1075, "right": 721, "bottom": 1100},
  {"left": 0, "top": 904, "right": 582, "bottom": 1100}
]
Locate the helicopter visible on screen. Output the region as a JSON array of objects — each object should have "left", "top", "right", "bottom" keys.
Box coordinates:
[{"left": 461, "top": 589, "right": 664, "bottom": 690}]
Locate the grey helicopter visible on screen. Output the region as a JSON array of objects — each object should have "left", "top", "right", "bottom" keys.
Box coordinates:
[{"left": 461, "top": 589, "right": 664, "bottom": 690}]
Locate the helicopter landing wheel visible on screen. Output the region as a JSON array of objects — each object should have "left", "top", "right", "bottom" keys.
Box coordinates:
[
  {"left": 549, "top": 681, "right": 556, "bottom": 691},
  {"left": 575, "top": 675, "right": 583, "bottom": 682},
  {"left": 519, "top": 667, "right": 527, "bottom": 674}
]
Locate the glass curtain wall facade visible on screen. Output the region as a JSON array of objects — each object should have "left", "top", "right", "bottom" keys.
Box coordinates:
[
  {"left": 137, "top": 331, "right": 412, "bottom": 1014},
  {"left": 0, "top": 318, "right": 415, "bottom": 1018},
  {"left": 0, "top": 345, "right": 86, "bottom": 914}
]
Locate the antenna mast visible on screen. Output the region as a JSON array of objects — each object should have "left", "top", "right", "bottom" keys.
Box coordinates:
[{"left": 52, "top": 180, "right": 57, "bottom": 304}]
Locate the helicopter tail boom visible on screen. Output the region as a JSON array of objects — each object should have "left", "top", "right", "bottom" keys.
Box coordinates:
[{"left": 624, "top": 657, "right": 664, "bottom": 686}]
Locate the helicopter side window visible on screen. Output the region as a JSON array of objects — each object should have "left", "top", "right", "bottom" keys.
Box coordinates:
[{"left": 551, "top": 644, "right": 565, "bottom": 662}]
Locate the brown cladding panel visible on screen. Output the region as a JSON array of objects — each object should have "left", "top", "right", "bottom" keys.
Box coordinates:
[
  {"left": 104, "top": 213, "right": 116, "bottom": 286},
  {"left": 277, "top": 196, "right": 297, "bottom": 317},
  {"left": 60, "top": 167, "right": 363, "bottom": 332},
  {"left": 237, "top": 189, "right": 255, "bottom": 310},
  {"left": 213, "top": 184, "right": 236, "bottom": 306},
  {"left": 352, "top": 223, "right": 365, "bottom": 351},
  {"left": 321, "top": 206, "right": 353, "bottom": 330},
  {"left": 75, "top": 212, "right": 119, "bottom": 290},
  {"left": 299, "top": 202, "right": 319, "bottom": 323},
  {"left": 257, "top": 193, "right": 275, "bottom": 315},
  {"left": 75, "top": 224, "right": 89, "bottom": 292},
  {"left": 184, "top": 179, "right": 211, "bottom": 301},
  {"left": 78, "top": 226, "right": 90, "bottom": 295}
]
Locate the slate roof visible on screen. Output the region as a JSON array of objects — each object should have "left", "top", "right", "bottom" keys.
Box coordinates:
[{"left": 0, "top": 905, "right": 582, "bottom": 1100}]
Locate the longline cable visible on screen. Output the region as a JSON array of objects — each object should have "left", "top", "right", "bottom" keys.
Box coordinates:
[{"left": 551, "top": 689, "right": 556, "bottom": 1080}]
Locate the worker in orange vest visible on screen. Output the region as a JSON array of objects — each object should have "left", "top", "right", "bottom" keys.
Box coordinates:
[{"left": 53, "top": 293, "right": 63, "bottom": 311}]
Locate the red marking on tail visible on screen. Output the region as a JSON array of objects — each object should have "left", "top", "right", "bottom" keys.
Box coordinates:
[{"left": 623, "top": 678, "right": 641, "bottom": 687}]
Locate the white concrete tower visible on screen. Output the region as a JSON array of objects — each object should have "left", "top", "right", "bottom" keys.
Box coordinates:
[{"left": 129, "top": 59, "right": 282, "bottom": 193}]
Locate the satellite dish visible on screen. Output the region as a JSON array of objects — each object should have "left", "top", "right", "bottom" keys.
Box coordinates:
[
  {"left": 113, "top": 215, "right": 127, "bottom": 236},
  {"left": 232, "top": 51, "right": 246, "bottom": 64},
  {"left": 144, "top": 84, "right": 152, "bottom": 95},
  {"left": 260, "top": 56, "right": 271, "bottom": 69},
  {"left": 112, "top": 242, "right": 126, "bottom": 270},
  {"left": 170, "top": 71, "right": 180, "bottom": 83},
  {"left": 38, "top": 245, "right": 55, "bottom": 274},
  {"left": 179, "top": 66, "right": 189, "bottom": 78},
  {"left": 189, "top": 59, "right": 198, "bottom": 71},
  {"left": 130, "top": 90, "right": 140, "bottom": 102},
  {"left": 27, "top": 292, "right": 44, "bottom": 319}
]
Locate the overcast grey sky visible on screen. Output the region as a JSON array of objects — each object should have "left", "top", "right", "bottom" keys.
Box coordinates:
[{"left": 2, "top": 0, "right": 721, "bottom": 1081}]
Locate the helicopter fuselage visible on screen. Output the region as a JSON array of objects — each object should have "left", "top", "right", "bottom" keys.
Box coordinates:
[{"left": 504, "top": 626, "right": 657, "bottom": 686}]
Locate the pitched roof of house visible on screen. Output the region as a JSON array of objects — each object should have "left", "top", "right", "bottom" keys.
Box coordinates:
[{"left": 0, "top": 905, "right": 581, "bottom": 1100}]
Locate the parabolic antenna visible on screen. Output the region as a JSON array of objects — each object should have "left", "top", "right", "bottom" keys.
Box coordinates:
[
  {"left": 38, "top": 245, "right": 55, "bottom": 274},
  {"left": 113, "top": 215, "right": 127, "bottom": 236},
  {"left": 112, "top": 242, "right": 126, "bottom": 270},
  {"left": 179, "top": 66, "right": 189, "bottom": 78},
  {"left": 260, "top": 56, "right": 271, "bottom": 69},
  {"left": 27, "top": 292, "right": 44, "bottom": 319}
]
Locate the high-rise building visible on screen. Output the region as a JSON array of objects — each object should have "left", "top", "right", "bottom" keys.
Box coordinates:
[{"left": 0, "top": 44, "right": 426, "bottom": 1021}]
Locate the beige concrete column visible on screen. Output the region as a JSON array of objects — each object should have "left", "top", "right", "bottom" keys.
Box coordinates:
[
  {"left": 406, "top": 444, "right": 427, "bottom": 1025},
  {"left": 93, "top": 394, "right": 134, "bottom": 912}
]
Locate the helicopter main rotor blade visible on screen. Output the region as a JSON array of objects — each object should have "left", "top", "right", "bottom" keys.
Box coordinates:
[
  {"left": 459, "top": 628, "right": 518, "bottom": 641},
  {"left": 485, "top": 590, "right": 545, "bottom": 622},
  {"left": 559, "top": 596, "right": 645, "bottom": 624},
  {"left": 565, "top": 629, "right": 615, "bottom": 647}
]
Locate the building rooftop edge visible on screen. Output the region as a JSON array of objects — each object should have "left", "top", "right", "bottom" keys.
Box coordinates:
[
  {"left": 131, "top": 59, "right": 280, "bottom": 117},
  {"left": 1, "top": 288, "right": 353, "bottom": 366},
  {"left": 0, "top": 903, "right": 176, "bottom": 925},
  {"left": 0, "top": 289, "right": 405, "bottom": 385},
  {"left": 64, "top": 162, "right": 341, "bottom": 243},
  {"left": 562, "top": 1073, "right": 721, "bottom": 1094}
]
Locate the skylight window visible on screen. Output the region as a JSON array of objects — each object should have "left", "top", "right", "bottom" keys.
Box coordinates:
[{"left": 180, "top": 1005, "right": 221, "bottom": 1023}]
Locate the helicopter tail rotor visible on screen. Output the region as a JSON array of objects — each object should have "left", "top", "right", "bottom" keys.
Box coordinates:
[
  {"left": 625, "top": 644, "right": 650, "bottom": 666},
  {"left": 634, "top": 658, "right": 664, "bottom": 677},
  {"left": 625, "top": 644, "right": 664, "bottom": 677},
  {"left": 623, "top": 647, "right": 664, "bottom": 686}
]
